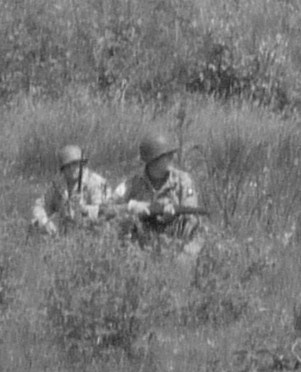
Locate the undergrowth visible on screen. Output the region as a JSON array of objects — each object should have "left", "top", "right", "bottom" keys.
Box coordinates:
[
  {"left": 2, "top": 98, "right": 301, "bottom": 370},
  {"left": 1, "top": 0, "right": 301, "bottom": 113}
]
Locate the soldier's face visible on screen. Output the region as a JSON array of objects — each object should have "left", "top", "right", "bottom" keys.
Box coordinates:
[
  {"left": 147, "top": 152, "right": 174, "bottom": 179},
  {"left": 62, "top": 162, "right": 80, "bottom": 183}
]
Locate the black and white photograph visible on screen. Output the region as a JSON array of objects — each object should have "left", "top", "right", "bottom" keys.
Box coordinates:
[{"left": 1, "top": 0, "right": 301, "bottom": 371}]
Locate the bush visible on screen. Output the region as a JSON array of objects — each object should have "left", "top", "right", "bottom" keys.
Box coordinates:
[
  {"left": 1, "top": 0, "right": 301, "bottom": 111},
  {"left": 188, "top": 112, "right": 301, "bottom": 234},
  {"left": 18, "top": 223, "right": 261, "bottom": 367},
  {"left": 2, "top": 88, "right": 301, "bottom": 370},
  {"left": 43, "top": 226, "right": 177, "bottom": 365}
]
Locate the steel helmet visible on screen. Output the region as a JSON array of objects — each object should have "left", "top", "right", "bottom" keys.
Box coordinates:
[
  {"left": 139, "top": 133, "right": 178, "bottom": 164},
  {"left": 58, "top": 145, "right": 87, "bottom": 170}
]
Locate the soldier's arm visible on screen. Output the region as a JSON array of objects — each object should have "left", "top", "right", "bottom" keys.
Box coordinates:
[
  {"left": 31, "top": 184, "right": 59, "bottom": 227},
  {"left": 179, "top": 173, "right": 198, "bottom": 208},
  {"left": 178, "top": 173, "right": 200, "bottom": 239},
  {"left": 81, "top": 175, "right": 113, "bottom": 221},
  {"left": 109, "top": 177, "right": 151, "bottom": 216}
]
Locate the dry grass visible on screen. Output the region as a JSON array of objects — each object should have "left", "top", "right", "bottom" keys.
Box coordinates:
[
  {"left": 0, "top": 0, "right": 301, "bottom": 110},
  {"left": 1, "top": 95, "right": 301, "bottom": 371},
  {"left": 2, "top": 1, "right": 301, "bottom": 371}
]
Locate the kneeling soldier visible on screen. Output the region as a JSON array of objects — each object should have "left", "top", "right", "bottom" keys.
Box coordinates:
[
  {"left": 31, "top": 145, "right": 111, "bottom": 236},
  {"left": 114, "top": 133, "right": 201, "bottom": 244}
]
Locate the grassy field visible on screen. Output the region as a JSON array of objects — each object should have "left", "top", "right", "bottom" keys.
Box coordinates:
[
  {"left": 1, "top": 0, "right": 301, "bottom": 111},
  {"left": 3, "top": 0, "right": 301, "bottom": 371},
  {"left": 1, "top": 93, "right": 301, "bottom": 371}
]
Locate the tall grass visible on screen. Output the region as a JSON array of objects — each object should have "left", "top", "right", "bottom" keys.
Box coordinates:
[
  {"left": 2, "top": 90, "right": 301, "bottom": 231},
  {"left": 0, "top": 0, "right": 301, "bottom": 110},
  {"left": 2, "top": 95, "right": 301, "bottom": 370},
  {"left": 1, "top": 204, "right": 299, "bottom": 371},
  {"left": 2, "top": 0, "right": 301, "bottom": 370}
]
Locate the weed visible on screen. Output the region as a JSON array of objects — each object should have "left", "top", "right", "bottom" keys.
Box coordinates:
[{"left": 2, "top": 97, "right": 301, "bottom": 370}]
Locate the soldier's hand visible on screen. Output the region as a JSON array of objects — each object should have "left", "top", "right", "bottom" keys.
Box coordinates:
[
  {"left": 128, "top": 200, "right": 150, "bottom": 216},
  {"left": 155, "top": 203, "right": 176, "bottom": 223},
  {"left": 70, "top": 193, "right": 83, "bottom": 207},
  {"left": 44, "top": 220, "right": 58, "bottom": 236},
  {"left": 163, "top": 203, "right": 176, "bottom": 216},
  {"left": 70, "top": 193, "right": 87, "bottom": 216}
]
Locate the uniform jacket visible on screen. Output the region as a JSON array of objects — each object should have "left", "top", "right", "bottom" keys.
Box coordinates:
[
  {"left": 114, "top": 166, "right": 199, "bottom": 239},
  {"left": 32, "top": 168, "right": 111, "bottom": 228}
]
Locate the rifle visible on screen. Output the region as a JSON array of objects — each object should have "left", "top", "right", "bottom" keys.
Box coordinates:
[
  {"left": 78, "top": 149, "right": 84, "bottom": 193},
  {"left": 148, "top": 203, "right": 210, "bottom": 217},
  {"left": 97, "top": 202, "right": 210, "bottom": 222}
]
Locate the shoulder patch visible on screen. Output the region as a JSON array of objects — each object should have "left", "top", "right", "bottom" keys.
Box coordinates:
[{"left": 187, "top": 188, "right": 194, "bottom": 196}]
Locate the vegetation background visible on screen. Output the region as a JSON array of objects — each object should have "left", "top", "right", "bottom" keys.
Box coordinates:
[{"left": 2, "top": 0, "right": 301, "bottom": 371}]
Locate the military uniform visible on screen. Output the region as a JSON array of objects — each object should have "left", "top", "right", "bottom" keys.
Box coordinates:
[
  {"left": 32, "top": 145, "right": 112, "bottom": 235},
  {"left": 114, "top": 134, "right": 204, "bottom": 302},
  {"left": 114, "top": 166, "right": 199, "bottom": 241},
  {"left": 32, "top": 168, "right": 111, "bottom": 232}
]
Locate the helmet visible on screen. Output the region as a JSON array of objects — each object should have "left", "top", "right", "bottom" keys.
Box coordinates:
[
  {"left": 58, "top": 145, "right": 87, "bottom": 170},
  {"left": 139, "top": 133, "right": 177, "bottom": 164}
]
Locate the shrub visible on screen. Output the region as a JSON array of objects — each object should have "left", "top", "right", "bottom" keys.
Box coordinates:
[
  {"left": 43, "top": 226, "right": 177, "bottom": 365},
  {"left": 1, "top": 0, "right": 301, "bottom": 111},
  {"left": 187, "top": 109, "right": 301, "bottom": 234}
]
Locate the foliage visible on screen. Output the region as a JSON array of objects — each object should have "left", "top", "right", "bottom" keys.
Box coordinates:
[
  {"left": 2, "top": 88, "right": 301, "bottom": 369},
  {"left": 45, "top": 227, "right": 176, "bottom": 365},
  {"left": 198, "top": 127, "right": 301, "bottom": 233},
  {"left": 0, "top": 0, "right": 301, "bottom": 111},
  {"left": 1, "top": 207, "right": 298, "bottom": 371}
]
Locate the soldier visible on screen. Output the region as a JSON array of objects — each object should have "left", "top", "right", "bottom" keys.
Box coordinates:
[
  {"left": 31, "top": 145, "right": 111, "bottom": 236},
  {"left": 113, "top": 133, "right": 200, "bottom": 244}
]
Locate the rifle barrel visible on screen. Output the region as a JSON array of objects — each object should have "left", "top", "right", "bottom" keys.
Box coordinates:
[
  {"left": 149, "top": 204, "right": 210, "bottom": 217},
  {"left": 175, "top": 206, "right": 210, "bottom": 216}
]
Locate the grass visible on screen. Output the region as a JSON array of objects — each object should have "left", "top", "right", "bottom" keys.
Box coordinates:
[
  {"left": 1, "top": 93, "right": 301, "bottom": 371},
  {"left": 2, "top": 1, "right": 301, "bottom": 370},
  {"left": 1, "top": 0, "right": 301, "bottom": 111}
]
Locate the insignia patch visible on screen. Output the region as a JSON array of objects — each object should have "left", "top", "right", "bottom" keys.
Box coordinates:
[{"left": 187, "top": 188, "right": 194, "bottom": 196}]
